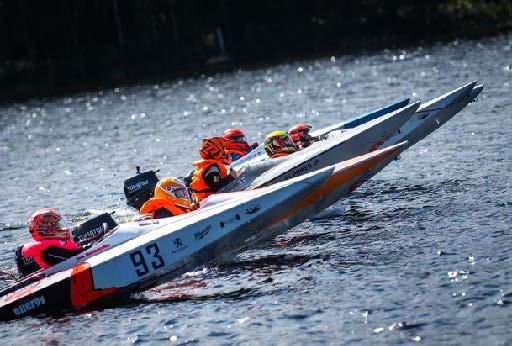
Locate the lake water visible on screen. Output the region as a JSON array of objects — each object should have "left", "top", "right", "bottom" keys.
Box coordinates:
[{"left": 0, "top": 33, "right": 511, "bottom": 345}]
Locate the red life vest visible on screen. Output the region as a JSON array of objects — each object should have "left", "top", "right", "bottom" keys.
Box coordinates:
[
  {"left": 190, "top": 159, "right": 228, "bottom": 201},
  {"left": 21, "top": 239, "right": 81, "bottom": 270},
  {"left": 139, "top": 198, "right": 190, "bottom": 219}
]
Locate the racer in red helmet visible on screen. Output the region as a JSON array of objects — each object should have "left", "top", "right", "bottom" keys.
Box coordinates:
[
  {"left": 287, "top": 123, "right": 322, "bottom": 149},
  {"left": 222, "top": 128, "right": 258, "bottom": 162},
  {"left": 15, "top": 208, "right": 83, "bottom": 276}
]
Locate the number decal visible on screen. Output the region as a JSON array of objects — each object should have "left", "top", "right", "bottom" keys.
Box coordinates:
[
  {"left": 129, "top": 250, "right": 149, "bottom": 277},
  {"left": 146, "top": 243, "right": 164, "bottom": 269},
  {"left": 129, "top": 243, "right": 165, "bottom": 277}
]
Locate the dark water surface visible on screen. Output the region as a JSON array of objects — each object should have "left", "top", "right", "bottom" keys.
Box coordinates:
[{"left": 1, "top": 34, "right": 511, "bottom": 344}]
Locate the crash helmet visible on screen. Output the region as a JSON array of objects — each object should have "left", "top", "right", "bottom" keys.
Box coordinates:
[
  {"left": 28, "top": 208, "right": 70, "bottom": 241},
  {"left": 199, "top": 137, "right": 232, "bottom": 165},
  {"left": 264, "top": 130, "right": 297, "bottom": 157},
  {"left": 154, "top": 177, "right": 192, "bottom": 206},
  {"left": 288, "top": 123, "right": 313, "bottom": 143},
  {"left": 223, "top": 128, "right": 250, "bottom": 153}
]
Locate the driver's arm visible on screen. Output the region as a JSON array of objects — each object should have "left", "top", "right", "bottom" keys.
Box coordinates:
[{"left": 41, "top": 246, "right": 83, "bottom": 266}]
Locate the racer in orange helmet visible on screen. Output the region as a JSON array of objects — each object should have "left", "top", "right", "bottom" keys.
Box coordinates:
[
  {"left": 287, "top": 123, "right": 322, "bottom": 149},
  {"left": 263, "top": 130, "right": 297, "bottom": 159},
  {"left": 15, "top": 208, "right": 83, "bottom": 276},
  {"left": 222, "top": 128, "right": 258, "bottom": 162},
  {"left": 140, "top": 177, "right": 197, "bottom": 219},
  {"left": 190, "top": 137, "right": 236, "bottom": 201}
]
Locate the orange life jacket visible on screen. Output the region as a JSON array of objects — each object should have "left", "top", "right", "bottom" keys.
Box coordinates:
[
  {"left": 21, "top": 239, "right": 81, "bottom": 270},
  {"left": 270, "top": 152, "right": 289, "bottom": 159},
  {"left": 139, "top": 198, "right": 190, "bottom": 219},
  {"left": 190, "top": 159, "right": 228, "bottom": 201}
]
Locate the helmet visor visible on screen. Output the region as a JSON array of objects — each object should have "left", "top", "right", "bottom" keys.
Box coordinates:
[
  {"left": 39, "top": 218, "right": 69, "bottom": 231},
  {"left": 280, "top": 135, "right": 296, "bottom": 149},
  {"left": 160, "top": 185, "right": 192, "bottom": 203},
  {"left": 230, "top": 135, "right": 247, "bottom": 143},
  {"left": 173, "top": 187, "right": 192, "bottom": 202},
  {"left": 299, "top": 126, "right": 311, "bottom": 136},
  {"left": 37, "top": 218, "right": 71, "bottom": 239}
]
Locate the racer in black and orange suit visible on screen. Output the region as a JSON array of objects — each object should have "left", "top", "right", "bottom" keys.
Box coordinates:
[
  {"left": 190, "top": 137, "right": 235, "bottom": 202},
  {"left": 139, "top": 177, "right": 197, "bottom": 219}
]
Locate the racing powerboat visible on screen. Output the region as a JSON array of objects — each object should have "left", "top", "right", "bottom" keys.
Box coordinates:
[
  {"left": 0, "top": 143, "right": 405, "bottom": 320},
  {"left": 224, "top": 81, "right": 482, "bottom": 191}
]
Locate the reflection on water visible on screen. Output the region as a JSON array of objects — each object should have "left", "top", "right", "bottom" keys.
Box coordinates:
[{"left": 0, "top": 33, "right": 511, "bottom": 344}]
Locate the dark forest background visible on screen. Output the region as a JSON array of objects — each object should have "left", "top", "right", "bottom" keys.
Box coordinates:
[{"left": 1, "top": 0, "right": 511, "bottom": 101}]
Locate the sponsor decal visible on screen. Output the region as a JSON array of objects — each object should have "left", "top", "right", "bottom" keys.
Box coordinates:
[
  {"left": 194, "top": 225, "right": 211, "bottom": 240},
  {"left": 219, "top": 214, "right": 241, "bottom": 228},
  {"left": 172, "top": 237, "right": 188, "bottom": 253},
  {"left": 138, "top": 220, "right": 160, "bottom": 226},
  {"left": 127, "top": 180, "right": 149, "bottom": 192},
  {"left": 75, "top": 225, "right": 103, "bottom": 243},
  {"left": 245, "top": 205, "right": 261, "bottom": 215},
  {"left": 12, "top": 296, "right": 46, "bottom": 316},
  {"left": 22, "top": 256, "right": 35, "bottom": 265},
  {"left": 285, "top": 159, "right": 320, "bottom": 180},
  {"left": 76, "top": 243, "right": 110, "bottom": 261}
]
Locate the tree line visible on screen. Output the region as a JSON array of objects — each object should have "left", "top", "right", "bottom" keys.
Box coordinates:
[{"left": 1, "top": 0, "right": 511, "bottom": 101}]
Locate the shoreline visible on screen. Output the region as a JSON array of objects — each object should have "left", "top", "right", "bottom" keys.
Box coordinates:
[{"left": 1, "top": 29, "right": 510, "bottom": 105}]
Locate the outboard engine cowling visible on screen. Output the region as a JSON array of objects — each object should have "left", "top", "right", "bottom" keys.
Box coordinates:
[
  {"left": 123, "top": 166, "right": 159, "bottom": 210},
  {"left": 72, "top": 213, "right": 118, "bottom": 245}
]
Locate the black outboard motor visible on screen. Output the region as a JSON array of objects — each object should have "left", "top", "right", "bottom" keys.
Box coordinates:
[
  {"left": 72, "top": 212, "right": 118, "bottom": 246},
  {"left": 123, "top": 166, "right": 159, "bottom": 210}
]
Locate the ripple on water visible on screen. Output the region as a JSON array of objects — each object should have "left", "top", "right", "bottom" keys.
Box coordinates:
[{"left": 1, "top": 33, "right": 511, "bottom": 344}]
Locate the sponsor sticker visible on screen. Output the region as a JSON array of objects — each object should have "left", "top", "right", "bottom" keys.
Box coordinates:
[
  {"left": 76, "top": 243, "right": 110, "bottom": 261},
  {"left": 172, "top": 237, "right": 188, "bottom": 254},
  {"left": 138, "top": 220, "right": 160, "bottom": 227},
  {"left": 194, "top": 225, "right": 211, "bottom": 240},
  {"left": 12, "top": 296, "right": 46, "bottom": 316},
  {"left": 127, "top": 180, "right": 149, "bottom": 192},
  {"left": 76, "top": 225, "right": 103, "bottom": 243},
  {"left": 219, "top": 214, "right": 241, "bottom": 228},
  {"left": 284, "top": 159, "right": 320, "bottom": 180},
  {"left": 245, "top": 205, "right": 261, "bottom": 215}
]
